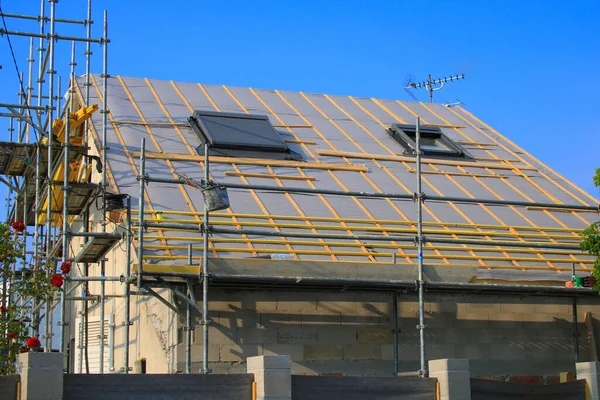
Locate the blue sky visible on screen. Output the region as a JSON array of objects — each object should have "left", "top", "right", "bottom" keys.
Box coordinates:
[{"left": 1, "top": 0, "right": 599, "bottom": 206}]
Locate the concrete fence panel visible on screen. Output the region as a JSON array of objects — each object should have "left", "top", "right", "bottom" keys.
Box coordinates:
[
  {"left": 291, "top": 375, "right": 437, "bottom": 400},
  {"left": 470, "top": 378, "right": 586, "bottom": 400},
  {"left": 63, "top": 374, "right": 254, "bottom": 400},
  {"left": 0, "top": 375, "right": 20, "bottom": 400}
]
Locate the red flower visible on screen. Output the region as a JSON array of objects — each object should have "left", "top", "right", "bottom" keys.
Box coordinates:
[
  {"left": 7, "top": 333, "right": 16, "bottom": 339},
  {"left": 26, "top": 337, "right": 40, "bottom": 348},
  {"left": 10, "top": 221, "right": 25, "bottom": 233},
  {"left": 50, "top": 274, "right": 64, "bottom": 288},
  {"left": 60, "top": 261, "right": 72, "bottom": 275},
  {"left": 0, "top": 306, "right": 6, "bottom": 313}
]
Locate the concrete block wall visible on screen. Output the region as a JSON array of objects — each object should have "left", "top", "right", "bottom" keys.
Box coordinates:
[{"left": 175, "top": 288, "right": 597, "bottom": 376}]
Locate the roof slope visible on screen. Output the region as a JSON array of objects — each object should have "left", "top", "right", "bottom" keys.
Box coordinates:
[{"left": 77, "top": 75, "right": 598, "bottom": 278}]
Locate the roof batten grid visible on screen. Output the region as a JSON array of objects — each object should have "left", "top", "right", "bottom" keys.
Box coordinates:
[
  {"left": 88, "top": 75, "right": 172, "bottom": 254},
  {"left": 139, "top": 209, "right": 584, "bottom": 234},
  {"left": 133, "top": 151, "right": 368, "bottom": 172},
  {"left": 141, "top": 234, "right": 587, "bottom": 257},
  {"left": 455, "top": 106, "right": 599, "bottom": 206},
  {"left": 191, "top": 82, "right": 297, "bottom": 259},
  {"left": 446, "top": 104, "right": 596, "bottom": 219},
  {"left": 346, "top": 97, "right": 527, "bottom": 269},
  {"left": 418, "top": 104, "right": 574, "bottom": 257},
  {"left": 167, "top": 82, "right": 258, "bottom": 258},
  {"left": 396, "top": 102, "right": 557, "bottom": 270},
  {"left": 135, "top": 217, "right": 582, "bottom": 241},
  {"left": 370, "top": 98, "right": 588, "bottom": 269},
  {"left": 324, "top": 95, "right": 488, "bottom": 267},
  {"left": 138, "top": 77, "right": 219, "bottom": 257},
  {"left": 276, "top": 90, "right": 416, "bottom": 264},
  {"left": 117, "top": 76, "right": 203, "bottom": 259},
  {"left": 140, "top": 244, "right": 592, "bottom": 264},
  {"left": 246, "top": 87, "right": 385, "bottom": 262},
  {"left": 168, "top": 83, "right": 259, "bottom": 255},
  {"left": 223, "top": 86, "right": 338, "bottom": 261},
  {"left": 418, "top": 102, "right": 589, "bottom": 269}
]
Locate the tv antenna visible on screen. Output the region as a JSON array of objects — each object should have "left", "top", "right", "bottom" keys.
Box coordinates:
[{"left": 405, "top": 73, "right": 465, "bottom": 103}]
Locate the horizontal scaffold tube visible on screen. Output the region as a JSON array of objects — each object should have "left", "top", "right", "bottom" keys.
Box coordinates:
[
  {"left": 205, "top": 273, "right": 594, "bottom": 296},
  {"left": 66, "top": 275, "right": 128, "bottom": 282},
  {"left": 209, "top": 227, "right": 581, "bottom": 251},
  {"left": 142, "top": 175, "right": 599, "bottom": 212}
]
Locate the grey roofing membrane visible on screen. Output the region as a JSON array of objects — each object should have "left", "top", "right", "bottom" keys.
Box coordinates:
[{"left": 77, "top": 75, "right": 598, "bottom": 276}]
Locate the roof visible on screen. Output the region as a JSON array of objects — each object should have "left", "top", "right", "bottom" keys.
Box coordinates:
[{"left": 75, "top": 75, "right": 599, "bottom": 280}]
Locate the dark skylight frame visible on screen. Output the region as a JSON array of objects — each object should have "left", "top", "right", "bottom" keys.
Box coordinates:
[
  {"left": 188, "top": 110, "right": 302, "bottom": 161},
  {"left": 387, "top": 123, "right": 472, "bottom": 159}
]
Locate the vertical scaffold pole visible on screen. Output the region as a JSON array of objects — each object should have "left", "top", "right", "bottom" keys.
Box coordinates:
[
  {"left": 186, "top": 243, "right": 192, "bottom": 374},
  {"left": 5, "top": 117, "right": 13, "bottom": 222},
  {"left": 392, "top": 292, "right": 399, "bottom": 375},
  {"left": 24, "top": 38, "right": 34, "bottom": 143},
  {"left": 124, "top": 196, "right": 132, "bottom": 374},
  {"left": 4, "top": 117, "right": 13, "bottom": 311},
  {"left": 79, "top": 0, "right": 93, "bottom": 374},
  {"left": 415, "top": 117, "right": 427, "bottom": 377},
  {"left": 137, "top": 138, "right": 146, "bottom": 289},
  {"left": 59, "top": 107, "right": 70, "bottom": 367},
  {"left": 32, "top": 0, "right": 46, "bottom": 339},
  {"left": 98, "top": 9, "right": 109, "bottom": 374},
  {"left": 202, "top": 143, "right": 210, "bottom": 374},
  {"left": 44, "top": 0, "right": 57, "bottom": 353}
]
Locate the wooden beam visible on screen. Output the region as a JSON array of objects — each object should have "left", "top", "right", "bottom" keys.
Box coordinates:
[
  {"left": 131, "top": 151, "right": 369, "bottom": 172},
  {"left": 284, "top": 139, "right": 317, "bottom": 145},
  {"left": 224, "top": 171, "right": 316, "bottom": 181},
  {"left": 273, "top": 124, "right": 313, "bottom": 128},
  {"left": 316, "top": 149, "right": 537, "bottom": 171},
  {"left": 407, "top": 169, "right": 508, "bottom": 179},
  {"left": 423, "top": 123, "right": 465, "bottom": 129},
  {"left": 474, "top": 157, "right": 521, "bottom": 163},
  {"left": 526, "top": 206, "right": 599, "bottom": 214},
  {"left": 455, "top": 141, "right": 498, "bottom": 147}
]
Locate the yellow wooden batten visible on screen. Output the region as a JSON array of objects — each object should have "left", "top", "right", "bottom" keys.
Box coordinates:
[
  {"left": 141, "top": 235, "right": 587, "bottom": 257},
  {"left": 137, "top": 209, "right": 584, "bottom": 234},
  {"left": 133, "top": 218, "right": 581, "bottom": 241},
  {"left": 131, "top": 150, "right": 369, "bottom": 172},
  {"left": 37, "top": 104, "right": 99, "bottom": 225}
]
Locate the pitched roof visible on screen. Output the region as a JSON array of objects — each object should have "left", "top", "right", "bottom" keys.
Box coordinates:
[{"left": 76, "top": 75, "right": 598, "bottom": 279}]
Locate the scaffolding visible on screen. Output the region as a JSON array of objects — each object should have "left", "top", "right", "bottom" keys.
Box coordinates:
[{"left": 0, "top": 1, "right": 598, "bottom": 379}]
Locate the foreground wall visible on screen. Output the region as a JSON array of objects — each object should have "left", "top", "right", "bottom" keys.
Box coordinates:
[{"left": 175, "top": 288, "right": 599, "bottom": 376}]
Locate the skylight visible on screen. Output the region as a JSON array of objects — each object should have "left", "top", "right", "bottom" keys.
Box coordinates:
[
  {"left": 387, "top": 124, "right": 472, "bottom": 159},
  {"left": 188, "top": 110, "right": 302, "bottom": 161}
]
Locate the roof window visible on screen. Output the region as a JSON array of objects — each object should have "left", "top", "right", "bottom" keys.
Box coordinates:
[
  {"left": 188, "top": 110, "right": 302, "bottom": 161},
  {"left": 387, "top": 123, "right": 472, "bottom": 159}
]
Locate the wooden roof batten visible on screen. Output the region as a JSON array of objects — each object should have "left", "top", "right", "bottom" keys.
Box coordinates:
[{"left": 85, "top": 76, "right": 599, "bottom": 293}]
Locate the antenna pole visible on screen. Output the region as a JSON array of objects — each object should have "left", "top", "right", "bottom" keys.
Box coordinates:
[
  {"left": 405, "top": 73, "right": 464, "bottom": 103},
  {"left": 428, "top": 74, "right": 433, "bottom": 103}
]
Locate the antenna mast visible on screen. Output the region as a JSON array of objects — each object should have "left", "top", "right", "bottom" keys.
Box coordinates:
[{"left": 405, "top": 73, "right": 465, "bottom": 103}]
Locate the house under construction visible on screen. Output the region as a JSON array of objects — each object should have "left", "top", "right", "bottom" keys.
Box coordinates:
[{"left": 1, "top": 1, "right": 600, "bottom": 379}]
